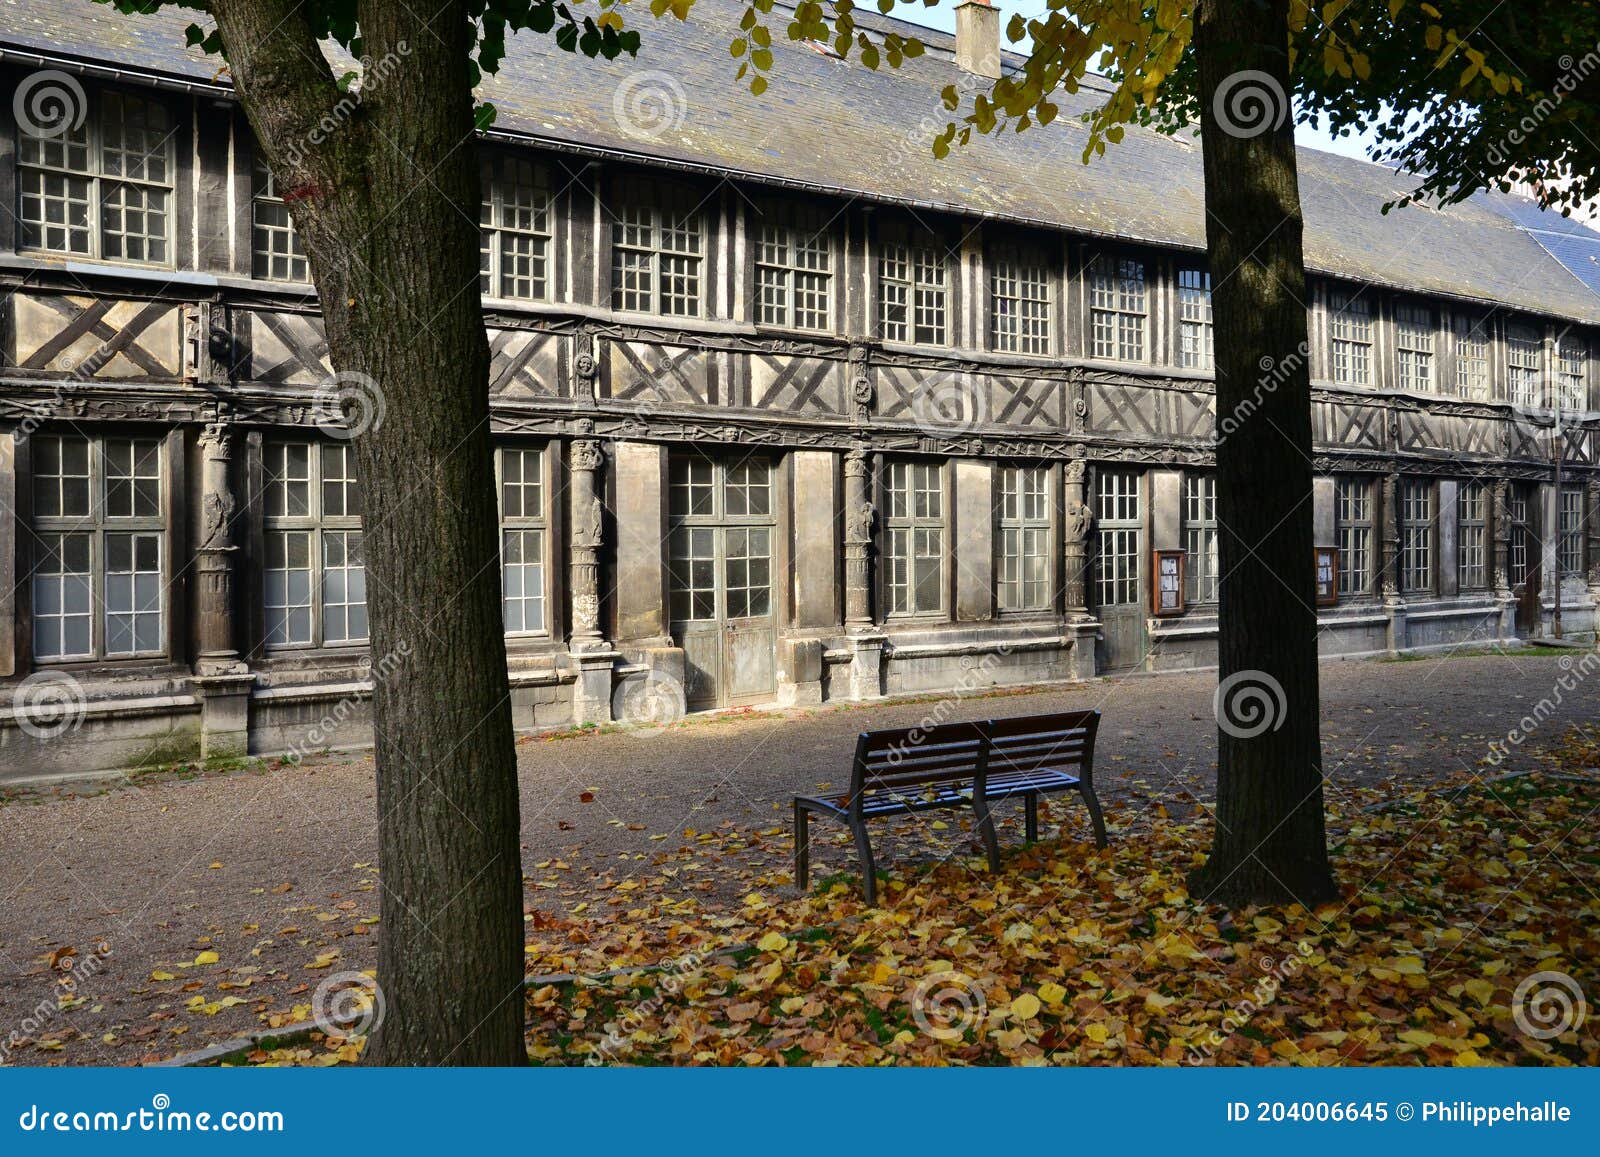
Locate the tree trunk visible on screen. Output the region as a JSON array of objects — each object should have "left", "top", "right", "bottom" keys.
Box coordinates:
[
  {"left": 1187, "top": 0, "right": 1338, "bottom": 908},
  {"left": 210, "top": 0, "right": 527, "bottom": 1063}
]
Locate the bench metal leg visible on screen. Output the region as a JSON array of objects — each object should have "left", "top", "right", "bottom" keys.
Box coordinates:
[
  {"left": 971, "top": 796, "right": 1002, "bottom": 873},
  {"left": 850, "top": 816, "right": 878, "bottom": 906},
  {"left": 1024, "top": 792, "right": 1039, "bottom": 843},
  {"left": 1081, "top": 784, "right": 1108, "bottom": 848},
  {"left": 794, "top": 800, "right": 810, "bottom": 892}
]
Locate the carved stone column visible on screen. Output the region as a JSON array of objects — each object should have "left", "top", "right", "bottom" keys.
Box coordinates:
[
  {"left": 192, "top": 419, "right": 252, "bottom": 763},
  {"left": 568, "top": 436, "right": 606, "bottom": 652},
  {"left": 1062, "top": 458, "right": 1092, "bottom": 619},
  {"left": 1379, "top": 471, "right": 1406, "bottom": 654},
  {"left": 843, "top": 448, "right": 875, "bottom": 630},
  {"left": 1491, "top": 478, "right": 1513, "bottom": 598}
]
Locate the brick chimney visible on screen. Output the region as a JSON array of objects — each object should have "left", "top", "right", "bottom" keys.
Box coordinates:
[{"left": 955, "top": 0, "right": 1001, "bottom": 80}]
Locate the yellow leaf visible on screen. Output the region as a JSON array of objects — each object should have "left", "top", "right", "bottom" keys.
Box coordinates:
[
  {"left": 1253, "top": 916, "right": 1283, "bottom": 934},
  {"left": 150, "top": 970, "right": 176, "bottom": 981},
  {"left": 193, "top": 950, "right": 219, "bottom": 966},
  {"left": 1010, "top": 993, "right": 1042, "bottom": 1020},
  {"left": 1084, "top": 1023, "right": 1109, "bottom": 1044},
  {"left": 1463, "top": 977, "right": 1495, "bottom": 1005},
  {"left": 1038, "top": 981, "right": 1068, "bottom": 1005},
  {"left": 756, "top": 932, "right": 789, "bottom": 953}
]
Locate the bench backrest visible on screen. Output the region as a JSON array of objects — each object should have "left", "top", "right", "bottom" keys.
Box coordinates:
[
  {"left": 984, "top": 710, "right": 1100, "bottom": 778},
  {"left": 847, "top": 720, "right": 989, "bottom": 809}
]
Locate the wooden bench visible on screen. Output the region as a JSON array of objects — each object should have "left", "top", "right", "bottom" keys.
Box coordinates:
[{"left": 793, "top": 710, "right": 1107, "bottom": 904}]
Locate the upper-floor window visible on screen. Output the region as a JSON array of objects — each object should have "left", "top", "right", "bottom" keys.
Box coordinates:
[
  {"left": 31, "top": 434, "right": 166, "bottom": 661},
  {"left": 498, "top": 446, "right": 549, "bottom": 636},
  {"left": 1328, "top": 289, "right": 1373, "bottom": 386},
  {"left": 1184, "top": 473, "right": 1219, "bottom": 604},
  {"left": 1453, "top": 315, "right": 1490, "bottom": 399},
  {"left": 997, "top": 465, "right": 1050, "bottom": 612},
  {"left": 1558, "top": 335, "right": 1588, "bottom": 411},
  {"left": 1088, "top": 256, "right": 1147, "bottom": 362},
  {"left": 1335, "top": 476, "right": 1373, "bottom": 596},
  {"left": 611, "top": 180, "right": 703, "bottom": 317},
  {"left": 262, "top": 442, "right": 366, "bottom": 648},
  {"left": 1176, "top": 267, "right": 1213, "bottom": 370},
  {"left": 756, "top": 203, "right": 833, "bottom": 331},
  {"left": 18, "top": 84, "right": 173, "bottom": 264},
  {"left": 877, "top": 225, "right": 949, "bottom": 345},
  {"left": 1394, "top": 303, "right": 1435, "bottom": 392},
  {"left": 1400, "top": 478, "right": 1435, "bottom": 593},
  {"left": 1506, "top": 322, "right": 1543, "bottom": 407},
  {"left": 1458, "top": 480, "right": 1487, "bottom": 591},
  {"left": 884, "top": 460, "right": 945, "bottom": 617},
  {"left": 989, "top": 249, "right": 1051, "bottom": 355},
  {"left": 252, "top": 158, "right": 309, "bottom": 282},
  {"left": 480, "top": 154, "right": 552, "bottom": 301}
]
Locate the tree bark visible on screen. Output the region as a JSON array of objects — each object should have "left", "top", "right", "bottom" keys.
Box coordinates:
[
  {"left": 209, "top": 0, "right": 527, "bottom": 1063},
  {"left": 1187, "top": 0, "right": 1338, "bottom": 908}
]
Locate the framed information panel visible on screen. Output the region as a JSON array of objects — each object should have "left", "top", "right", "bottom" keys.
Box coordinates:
[
  {"left": 1152, "top": 549, "right": 1186, "bottom": 617},
  {"left": 1314, "top": 545, "right": 1340, "bottom": 606}
]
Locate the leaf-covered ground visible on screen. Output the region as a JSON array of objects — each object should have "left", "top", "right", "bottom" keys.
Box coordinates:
[{"left": 248, "top": 738, "right": 1599, "bottom": 1067}]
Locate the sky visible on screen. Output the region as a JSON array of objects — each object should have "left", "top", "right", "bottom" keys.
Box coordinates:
[{"left": 893, "top": 1, "right": 1384, "bottom": 161}]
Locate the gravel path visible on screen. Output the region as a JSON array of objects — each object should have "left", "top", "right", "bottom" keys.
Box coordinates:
[{"left": 1, "top": 648, "right": 1594, "bottom": 1063}]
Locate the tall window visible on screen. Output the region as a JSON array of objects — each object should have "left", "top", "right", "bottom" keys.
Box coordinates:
[
  {"left": 1335, "top": 477, "right": 1373, "bottom": 596},
  {"left": 1328, "top": 289, "right": 1373, "bottom": 386},
  {"left": 1457, "top": 481, "right": 1487, "bottom": 590},
  {"left": 1176, "top": 267, "right": 1213, "bottom": 370},
  {"left": 1088, "top": 256, "right": 1147, "bottom": 362},
  {"left": 1453, "top": 315, "right": 1491, "bottom": 399},
  {"left": 756, "top": 204, "right": 833, "bottom": 331},
  {"left": 1558, "top": 336, "right": 1588, "bottom": 411},
  {"left": 878, "top": 227, "right": 948, "bottom": 345},
  {"left": 31, "top": 434, "right": 165, "bottom": 660},
  {"left": 1095, "top": 470, "right": 1141, "bottom": 607},
  {"left": 251, "top": 158, "right": 308, "bottom": 282},
  {"left": 499, "top": 447, "right": 548, "bottom": 635},
  {"left": 667, "top": 458, "right": 775, "bottom": 625},
  {"left": 1394, "top": 303, "right": 1435, "bottom": 392},
  {"left": 998, "top": 465, "right": 1051, "bottom": 612},
  {"left": 1559, "top": 485, "right": 1586, "bottom": 576},
  {"left": 1507, "top": 323, "right": 1543, "bottom": 406},
  {"left": 1183, "top": 473, "right": 1219, "bottom": 604},
  {"left": 18, "top": 85, "right": 173, "bottom": 263},
  {"left": 610, "top": 181, "right": 703, "bottom": 316},
  {"left": 262, "top": 443, "right": 366, "bottom": 648},
  {"left": 480, "top": 154, "right": 552, "bottom": 301},
  {"left": 884, "top": 461, "right": 945, "bottom": 616},
  {"left": 1508, "top": 488, "right": 1531, "bottom": 587},
  {"left": 989, "top": 249, "right": 1051, "bottom": 354},
  {"left": 1400, "top": 479, "right": 1435, "bottom": 593}
]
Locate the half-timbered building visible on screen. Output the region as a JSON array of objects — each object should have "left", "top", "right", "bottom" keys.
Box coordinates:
[{"left": 3, "top": 0, "right": 1598, "bottom": 777}]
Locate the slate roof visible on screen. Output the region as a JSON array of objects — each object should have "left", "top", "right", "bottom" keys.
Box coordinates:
[{"left": 6, "top": 0, "right": 1600, "bottom": 323}]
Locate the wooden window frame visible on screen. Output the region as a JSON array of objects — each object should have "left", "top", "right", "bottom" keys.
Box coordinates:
[
  {"left": 497, "top": 444, "right": 552, "bottom": 638},
  {"left": 882, "top": 459, "right": 948, "bottom": 619},
  {"left": 997, "top": 463, "right": 1052, "bottom": 614},
  {"left": 1328, "top": 288, "right": 1375, "bottom": 387},
  {"left": 1175, "top": 266, "right": 1213, "bottom": 371},
  {"left": 480, "top": 153, "right": 554, "bottom": 302},
  {"left": 1088, "top": 254, "right": 1148, "bottom": 363},
  {"left": 989, "top": 247, "right": 1053, "bottom": 355},
  {"left": 609, "top": 177, "right": 704, "bottom": 318},
  {"left": 261, "top": 441, "right": 367, "bottom": 651},
  {"left": 1457, "top": 480, "right": 1488, "bottom": 591},
  {"left": 1335, "top": 476, "right": 1375, "bottom": 597}
]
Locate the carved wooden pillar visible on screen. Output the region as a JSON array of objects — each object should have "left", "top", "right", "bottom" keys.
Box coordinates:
[
  {"left": 195, "top": 420, "right": 244, "bottom": 674},
  {"left": 568, "top": 437, "right": 606, "bottom": 652},
  {"left": 1491, "top": 478, "right": 1513, "bottom": 598},
  {"left": 1379, "top": 471, "right": 1401, "bottom": 602},
  {"left": 1062, "top": 457, "right": 1092, "bottom": 618},
  {"left": 843, "top": 448, "right": 875, "bottom": 629}
]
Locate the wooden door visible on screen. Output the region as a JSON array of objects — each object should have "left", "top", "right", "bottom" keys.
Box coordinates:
[{"left": 1094, "top": 468, "right": 1147, "bottom": 671}]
